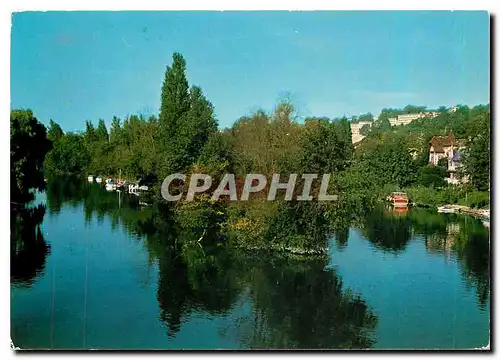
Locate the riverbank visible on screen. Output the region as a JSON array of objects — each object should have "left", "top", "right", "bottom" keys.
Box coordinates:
[
  {"left": 234, "top": 244, "right": 329, "bottom": 257},
  {"left": 403, "top": 186, "right": 490, "bottom": 212},
  {"left": 436, "top": 204, "right": 490, "bottom": 218},
  {"left": 402, "top": 201, "right": 489, "bottom": 220}
]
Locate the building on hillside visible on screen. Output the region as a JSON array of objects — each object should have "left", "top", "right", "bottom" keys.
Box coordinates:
[
  {"left": 388, "top": 112, "right": 439, "bottom": 127},
  {"left": 350, "top": 121, "right": 372, "bottom": 144},
  {"left": 428, "top": 132, "right": 468, "bottom": 185}
]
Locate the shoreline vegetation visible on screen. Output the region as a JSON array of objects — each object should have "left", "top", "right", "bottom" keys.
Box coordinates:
[{"left": 11, "top": 52, "right": 490, "bottom": 256}]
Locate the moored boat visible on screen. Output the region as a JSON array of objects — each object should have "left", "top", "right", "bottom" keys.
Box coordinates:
[
  {"left": 96, "top": 176, "right": 103, "bottom": 183},
  {"left": 128, "top": 184, "right": 140, "bottom": 193},
  {"left": 478, "top": 209, "right": 490, "bottom": 220},
  {"left": 87, "top": 175, "right": 94, "bottom": 182},
  {"left": 105, "top": 179, "right": 117, "bottom": 191},
  {"left": 389, "top": 192, "right": 409, "bottom": 207},
  {"left": 437, "top": 205, "right": 456, "bottom": 213}
]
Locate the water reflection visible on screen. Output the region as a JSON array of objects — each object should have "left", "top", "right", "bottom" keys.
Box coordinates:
[
  {"left": 40, "top": 179, "right": 380, "bottom": 348},
  {"left": 157, "top": 245, "right": 242, "bottom": 337},
  {"left": 45, "top": 177, "right": 86, "bottom": 214},
  {"left": 333, "top": 226, "right": 349, "bottom": 251},
  {"left": 11, "top": 204, "right": 50, "bottom": 286},
  {"left": 414, "top": 211, "right": 490, "bottom": 310},
  {"left": 362, "top": 206, "right": 490, "bottom": 310},
  {"left": 361, "top": 207, "right": 412, "bottom": 253},
  {"left": 13, "top": 179, "right": 490, "bottom": 349},
  {"left": 227, "top": 255, "right": 378, "bottom": 349}
]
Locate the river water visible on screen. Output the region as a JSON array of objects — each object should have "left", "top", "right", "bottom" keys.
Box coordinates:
[{"left": 11, "top": 181, "right": 490, "bottom": 350}]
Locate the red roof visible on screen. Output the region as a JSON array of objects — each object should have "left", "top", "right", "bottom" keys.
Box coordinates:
[{"left": 429, "top": 132, "right": 459, "bottom": 153}]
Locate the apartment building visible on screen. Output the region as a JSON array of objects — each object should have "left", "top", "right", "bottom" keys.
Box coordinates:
[
  {"left": 350, "top": 121, "right": 372, "bottom": 144},
  {"left": 388, "top": 112, "right": 439, "bottom": 127}
]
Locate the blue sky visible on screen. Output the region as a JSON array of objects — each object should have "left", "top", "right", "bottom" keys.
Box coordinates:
[{"left": 11, "top": 11, "right": 489, "bottom": 131}]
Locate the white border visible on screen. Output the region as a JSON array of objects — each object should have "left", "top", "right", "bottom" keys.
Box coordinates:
[{"left": 1, "top": 0, "right": 500, "bottom": 11}]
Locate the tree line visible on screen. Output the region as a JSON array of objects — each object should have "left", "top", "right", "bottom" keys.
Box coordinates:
[{"left": 11, "top": 52, "right": 490, "bottom": 210}]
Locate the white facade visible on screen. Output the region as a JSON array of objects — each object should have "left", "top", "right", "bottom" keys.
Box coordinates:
[
  {"left": 350, "top": 121, "right": 372, "bottom": 143},
  {"left": 388, "top": 112, "right": 439, "bottom": 127}
]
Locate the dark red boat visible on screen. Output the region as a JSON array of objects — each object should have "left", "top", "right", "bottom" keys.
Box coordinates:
[{"left": 388, "top": 192, "right": 409, "bottom": 207}]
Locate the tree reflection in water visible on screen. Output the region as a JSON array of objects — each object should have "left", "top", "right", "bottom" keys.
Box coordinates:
[
  {"left": 410, "top": 209, "right": 490, "bottom": 310},
  {"left": 11, "top": 204, "right": 50, "bottom": 286},
  {"left": 362, "top": 206, "right": 490, "bottom": 310},
  {"left": 362, "top": 206, "right": 413, "bottom": 253},
  {"left": 39, "top": 179, "right": 490, "bottom": 347},
  {"left": 225, "top": 255, "right": 378, "bottom": 349}
]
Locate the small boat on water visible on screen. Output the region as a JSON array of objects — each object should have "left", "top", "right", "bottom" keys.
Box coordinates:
[
  {"left": 478, "top": 209, "right": 490, "bottom": 220},
  {"left": 96, "top": 176, "right": 103, "bottom": 183},
  {"left": 437, "top": 205, "right": 457, "bottom": 214},
  {"left": 128, "top": 184, "right": 149, "bottom": 193},
  {"left": 127, "top": 183, "right": 151, "bottom": 199},
  {"left": 87, "top": 175, "right": 94, "bottom": 182},
  {"left": 389, "top": 192, "right": 409, "bottom": 207},
  {"left": 105, "top": 179, "right": 117, "bottom": 191},
  {"left": 116, "top": 179, "right": 126, "bottom": 190},
  {"left": 128, "top": 184, "right": 139, "bottom": 193}
]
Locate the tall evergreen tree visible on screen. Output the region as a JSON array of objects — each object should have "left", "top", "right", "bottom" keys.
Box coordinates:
[
  {"left": 110, "top": 116, "right": 123, "bottom": 145},
  {"left": 159, "top": 53, "right": 190, "bottom": 132},
  {"left": 336, "top": 117, "right": 353, "bottom": 160},
  {"left": 158, "top": 53, "right": 218, "bottom": 177},
  {"left": 158, "top": 53, "right": 191, "bottom": 176},
  {"left": 84, "top": 121, "right": 97, "bottom": 145},
  {"left": 47, "top": 120, "right": 64, "bottom": 142},
  {"left": 96, "top": 119, "right": 109, "bottom": 142},
  {"left": 187, "top": 86, "right": 218, "bottom": 162}
]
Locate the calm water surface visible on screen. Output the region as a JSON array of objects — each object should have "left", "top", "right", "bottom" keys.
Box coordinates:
[{"left": 11, "top": 181, "right": 490, "bottom": 349}]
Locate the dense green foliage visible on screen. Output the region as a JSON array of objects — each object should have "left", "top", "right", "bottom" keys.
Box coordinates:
[
  {"left": 418, "top": 164, "right": 447, "bottom": 188},
  {"left": 44, "top": 131, "right": 89, "bottom": 176},
  {"left": 462, "top": 109, "right": 490, "bottom": 191},
  {"left": 11, "top": 110, "right": 52, "bottom": 203}
]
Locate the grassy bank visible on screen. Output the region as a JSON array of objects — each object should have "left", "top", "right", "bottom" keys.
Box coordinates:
[{"left": 404, "top": 185, "right": 489, "bottom": 209}]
